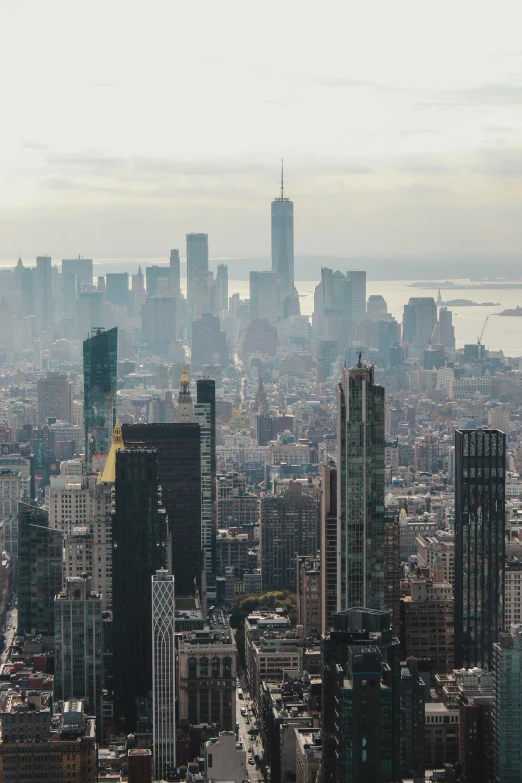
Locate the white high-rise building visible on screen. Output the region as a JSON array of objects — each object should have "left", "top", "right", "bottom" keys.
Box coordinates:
[{"left": 152, "top": 569, "right": 176, "bottom": 781}]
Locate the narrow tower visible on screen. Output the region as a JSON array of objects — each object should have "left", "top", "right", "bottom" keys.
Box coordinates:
[
  {"left": 337, "top": 357, "right": 385, "bottom": 611},
  {"left": 152, "top": 569, "right": 176, "bottom": 780},
  {"left": 271, "top": 161, "right": 294, "bottom": 301}
]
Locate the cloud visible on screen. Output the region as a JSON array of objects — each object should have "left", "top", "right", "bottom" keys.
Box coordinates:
[
  {"left": 47, "top": 150, "right": 125, "bottom": 168},
  {"left": 317, "top": 77, "right": 388, "bottom": 91},
  {"left": 414, "top": 82, "right": 522, "bottom": 110},
  {"left": 23, "top": 140, "right": 51, "bottom": 150},
  {"left": 477, "top": 147, "right": 522, "bottom": 177},
  {"left": 397, "top": 183, "right": 454, "bottom": 200}
]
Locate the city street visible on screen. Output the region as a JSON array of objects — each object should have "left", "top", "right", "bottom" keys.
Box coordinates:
[
  {"left": 236, "top": 678, "right": 265, "bottom": 783},
  {"left": 1, "top": 603, "right": 17, "bottom": 665}
]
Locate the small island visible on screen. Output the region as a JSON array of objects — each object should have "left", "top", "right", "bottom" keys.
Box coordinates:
[
  {"left": 441, "top": 299, "right": 501, "bottom": 307},
  {"left": 499, "top": 306, "right": 522, "bottom": 316}
]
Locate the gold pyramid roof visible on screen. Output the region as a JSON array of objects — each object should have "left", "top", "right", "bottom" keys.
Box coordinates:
[{"left": 97, "top": 420, "right": 124, "bottom": 483}]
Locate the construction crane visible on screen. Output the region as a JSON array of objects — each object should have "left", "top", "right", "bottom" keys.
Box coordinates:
[{"left": 477, "top": 315, "right": 490, "bottom": 347}]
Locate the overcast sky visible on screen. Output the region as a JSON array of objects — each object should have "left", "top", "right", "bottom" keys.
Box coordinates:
[{"left": 2, "top": 0, "right": 522, "bottom": 260}]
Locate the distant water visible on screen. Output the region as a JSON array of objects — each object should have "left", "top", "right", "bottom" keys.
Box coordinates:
[
  {"left": 1, "top": 256, "right": 521, "bottom": 355},
  {"left": 263, "top": 279, "right": 522, "bottom": 357}
]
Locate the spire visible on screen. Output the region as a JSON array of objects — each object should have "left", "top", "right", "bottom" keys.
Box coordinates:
[
  {"left": 137, "top": 265, "right": 143, "bottom": 276},
  {"left": 281, "top": 158, "right": 284, "bottom": 200},
  {"left": 176, "top": 365, "right": 196, "bottom": 422}
]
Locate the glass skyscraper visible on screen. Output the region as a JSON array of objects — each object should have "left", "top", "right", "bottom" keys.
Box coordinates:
[
  {"left": 337, "top": 359, "right": 385, "bottom": 611},
  {"left": 195, "top": 378, "right": 217, "bottom": 602},
  {"left": 83, "top": 326, "right": 117, "bottom": 470},
  {"left": 271, "top": 165, "right": 294, "bottom": 300},
  {"left": 152, "top": 569, "right": 176, "bottom": 781},
  {"left": 493, "top": 626, "right": 522, "bottom": 783},
  {"left": 18, "top": 502, "right": 63, "bottom": 635},
  {"left": 54, "top": 575, "right": 103, "bottom": 739},
  {"left": 455, "top": 428, "right": 505, "bottom": 670},
  {"left": 112, "top": 447, "right": 168, "bottom": 730}
]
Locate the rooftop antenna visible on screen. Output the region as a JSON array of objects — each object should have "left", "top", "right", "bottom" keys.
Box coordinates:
[{"left": 281, "top": 158, "right": 284, "bottom": 200}]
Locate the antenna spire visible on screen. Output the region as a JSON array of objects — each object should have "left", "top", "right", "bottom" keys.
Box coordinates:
[{"left": 281, "top": 158, "right": 284, "bottom": 200}]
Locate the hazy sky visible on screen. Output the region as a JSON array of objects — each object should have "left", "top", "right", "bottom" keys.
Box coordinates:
[{"left": 2, "top": 0, "right": 522, "bottom": 260}]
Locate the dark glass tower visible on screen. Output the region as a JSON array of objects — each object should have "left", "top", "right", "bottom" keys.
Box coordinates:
[
  {"left": 17, "top": 502, "right": 63, "bottom": 634},
  {"left": 112, "top": 448, "right": 168, "bottom": 731},
  {"left": 83, "top": 327, "right": 118, "bottom": 470},
  {"left": 337, "top": 359, "right": 385, "bottom": 611},
  {"left": 195, "top": 378, "right": 217, "bottom": 598},
  {"left": 322, "top": 609, "right": 404, "bottom": 783},
  {"left": 455, "top": 428, "right": 505, "bottom": 670},
  {"left": 122, "top": 422, "right": 202, "bottom": 597},
  {"left": 320, "top": 461, "right": 338, "bottom": 634}
]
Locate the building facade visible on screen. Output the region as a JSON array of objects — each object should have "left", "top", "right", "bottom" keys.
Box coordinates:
[
  {"left": 17, "top": 502, "right": 63, "bottom": 635},
  {"left": 112, "top": 448, "right": 168, "bottom": 731},
  {"left": 54, "top": 576, "right": 103, "bottom": 736},
  {"left": 152, "top": 569, "right": 176, "bottom": 781},
  {"left": 455, "top": 428, "right": 505, "bottom": 670},
  {"left": 83, "top": 327, "right": 117, "bottom": 470},
  {"left": 122, "top": 421, "right": 202, "bottom": 597},
  {"left": 261, "top": 482, "right": 319, "bottom": 591},
  {"left": 493, "top": 626, "right": 522, "bottom": 783},
  {"left": 337, "top": 360, "right": 385, "bottom": 611},
  {"left": 296, "top": 555, "right": 321, "bottom": 638},
  {"left": 178, "top": 629, "right": 237, "bottom": 730},
  {"left": 37, "top": 372, "right": 73, "bottom": 426},
  {"left": 186, "top": 233, "right": 208, "bottom": 318}
]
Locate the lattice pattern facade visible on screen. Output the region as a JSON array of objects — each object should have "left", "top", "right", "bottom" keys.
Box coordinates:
[{"left": 152, "top": 569, "right": 176, "bottom": 781}]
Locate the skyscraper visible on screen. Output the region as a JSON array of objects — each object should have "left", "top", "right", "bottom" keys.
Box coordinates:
[
  {"left": 216, "top": 263, "right": 228, "bottom": 311},
  {"left": 186, "top": 233, "right": 209, "bottom": 317},
  {"left": 260, "top": 482, "right": 319, "bottom": 591},
  {"left": 17, "top": 502, "right": 63, "bottom": 634},
  {"left": 112, "top": 447, "right": 168, "bottom": 730},
  {"left": 271, "top": 163, "right": 294, "bottom": 300},
  {"left": 195, "top": 378, "right": 217, "bottom": 600},
  {"left": 141, "top": 296, "right": 176, "bottom": 355},
  {"left": 54, "top": 575, "right": 103, "bottom": 738},
  {"left": 321, "top": 609, "right": 420, "bottom": 783},
  {"left": 346, "top": 270, "right": 366, "bottom": 322},
  {"left": 152, "top": 569, "right": 176, "bottom": 781},
  {"left": 191, "top": 313, "right": 228, "bottom": 369},
  {"left": 122, "top": 417, "right": 202, "bottom": 597},
  {"left": 170, "top": 249, "right": 181, "bottom": 300},
  {"left": 105, "top": 272, "right": 129, "bottom": 307},
  {"left": 402, "top": 297, "right": 437, "bottom": 349},
  {"left": 77, "top": 291, "right": 104, "bottom": 338},
  {"left": 439, "top": 307, "right": 456, "bottom": 352},
  {"left": 455, "top": 428, "right": 505, "bottom": 670},
  {"left": 337, "top": 359, "right": 385, "bottom": 611},
  {"left": 146, "top": 265, "right": 171, "bottom": 297},
  {"left": 62, "top": 257, "right": 93, "bottom": 293},
  {"left": 249, "top": 271, "right": 279, "bottom": 322},
  {"left": 35, "top": 255, "right": 53, "bottom": 332},
  {"left": 320, "top": 461, "right": 338, "bottom": 634},
  {"left": 83, "top": 327, "right": 117, "bottom": 470},
  {"left": 493, "top": 626, "right": 522, "bottom": 783},
  {"left": 132, "top": 265, "right": 145, "bottom": 292},
  {"left": 37, "top": 371, "right": 73, "bottom": 426}
]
